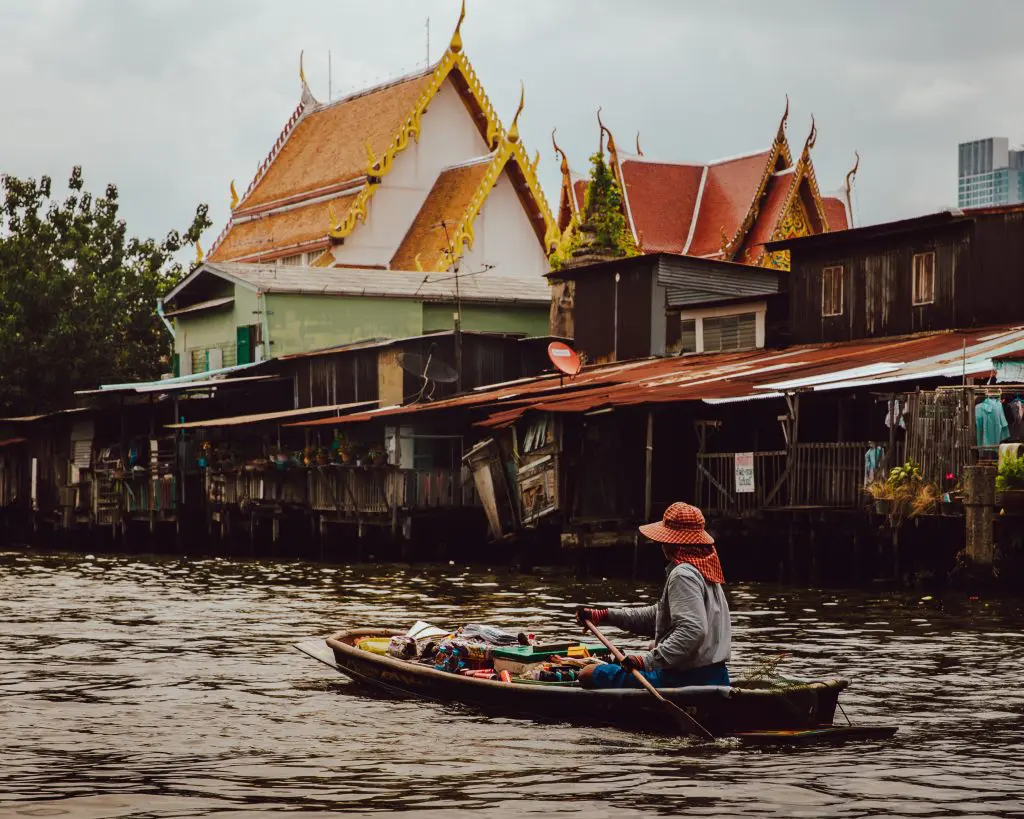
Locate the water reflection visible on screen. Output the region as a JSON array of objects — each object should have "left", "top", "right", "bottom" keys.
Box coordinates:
[{"left": 1, "top": 549, "right": 1022, "bottom": 817}]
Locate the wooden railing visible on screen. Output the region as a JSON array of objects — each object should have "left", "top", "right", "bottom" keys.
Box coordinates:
[
  {"left": 695, "top": 450, "right": 787, "bottom": 516},
  {"left": 696, "top": 441, "right": 877, "bottom": 515},
  {"left": 789, "top": 442, "right": 873, "bottom": 508}
]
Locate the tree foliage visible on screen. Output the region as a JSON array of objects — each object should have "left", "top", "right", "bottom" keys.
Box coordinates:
[
  {"left": 549, "top": 151, "right": 637, "bottom": 269},
  {"left": 0, "top": 168, "right": 211, "bottom": 415}
]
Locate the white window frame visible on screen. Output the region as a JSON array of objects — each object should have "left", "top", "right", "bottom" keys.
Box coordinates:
[
  {"left": 821, "top": 265, "right": 844, "bottom": 317},
  {"left": 912, "top": 251, "right": 936, "bottom": 306},
  {"left": 676, "top": 301, "right": 766, "bottom": 354}
]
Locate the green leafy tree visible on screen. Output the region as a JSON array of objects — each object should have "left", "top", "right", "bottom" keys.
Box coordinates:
[
  {"left": 550, "top": 151, "right": 637, "bottom": 269},
  {"left": 0, "top": 167, "right": 211, "bottom": 415}
]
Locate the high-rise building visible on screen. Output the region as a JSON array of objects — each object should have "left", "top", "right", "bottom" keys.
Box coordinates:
[{"left": 958, "top": 137, "right": 1024, "bottom": 208}]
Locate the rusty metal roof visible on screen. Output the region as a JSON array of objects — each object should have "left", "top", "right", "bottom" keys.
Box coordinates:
[
  {"left": 286, "top": 325, "right": 1024, "bottom": 430},
  {"left": 167, "top": 401, "right": 376, "bottom": 429}
]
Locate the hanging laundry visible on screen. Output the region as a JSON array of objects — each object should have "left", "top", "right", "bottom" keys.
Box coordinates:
[
  {"left": 976, "top": 396, "right": 1009, "bottom": 454},
  {"left": 1008, "top": 397, "right": 1024, "bottom": 441},
  {"left": 885, "top": 399, "right": 907, "bottom": 430},
  {"left": 864, "top": 446, "right": 886, "bottom": 486}
]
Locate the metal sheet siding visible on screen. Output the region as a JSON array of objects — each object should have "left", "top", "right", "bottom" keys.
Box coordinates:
[{"left": 655, "top": 256, "right": 780, "bottom": 308}]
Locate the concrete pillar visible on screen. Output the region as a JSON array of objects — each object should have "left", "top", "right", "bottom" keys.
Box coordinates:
[{"left": 964, "top": 463, "right": 997, "bottom": 565}]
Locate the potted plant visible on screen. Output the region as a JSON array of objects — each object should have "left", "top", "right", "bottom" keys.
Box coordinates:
[
  {"left": 867, "top": 479, "right": 894, "bottom": 515},
  {"left": 997, "top": 452, "right": 1024, "bottom": 511},
  {"left": 335, "top": 435, "right": 353, "bottom": 464},
  {"left": 940, "top": 472, "right": 963, "bottom": 515},
  {"left": 198, "top": 440, "right": 212, "bottom": 469},
  {"left": 368, "top": 445, "right": 387, "bottom": 467},
  {"left": 315, "top": 445, "right": 329, "bottom": 466}
]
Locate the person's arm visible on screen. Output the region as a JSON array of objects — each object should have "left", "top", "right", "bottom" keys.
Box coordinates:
[
  {"left": 605, "top": 603, "right": 658, "bottom": 637},
  {"left": 645, "top": 569, "right": 708, "bottom": 670}
]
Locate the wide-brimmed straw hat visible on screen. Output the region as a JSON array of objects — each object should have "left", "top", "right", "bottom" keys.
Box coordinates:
[{"left": 638, "top": 502, "right": 714, "bottom": 545}]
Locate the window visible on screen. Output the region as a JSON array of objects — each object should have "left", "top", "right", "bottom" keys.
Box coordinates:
[
  {"left": 821, "top": 265, "right": 844, "bottom": 316},
  {"left": 279, "top": 253, "right": 305, "bottom": 267},
  {"left": 912, "top": 252, "right": 936, "bottom": 305},
  {"left": 679, "top": 319, "right": 697, "bottom": 354},
  {"left": 702, "top": 313, "right": 756, "bottom": 352}
]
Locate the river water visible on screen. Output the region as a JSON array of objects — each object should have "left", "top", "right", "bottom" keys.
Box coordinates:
[{"left": 1, "top": 549, "right": 1022, "bottom": 818}]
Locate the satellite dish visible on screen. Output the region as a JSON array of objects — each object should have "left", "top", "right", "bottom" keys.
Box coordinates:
[
  {"left": 548, "top": 341, "right": 582, "bottom": 377},
  {"left": 398, "top": 344, "right": 459, "bottom": 402}
]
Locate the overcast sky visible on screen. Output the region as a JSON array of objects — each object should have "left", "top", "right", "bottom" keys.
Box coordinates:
[{"left": 3, "top": 0, "right": 1024, "bottom": 250}]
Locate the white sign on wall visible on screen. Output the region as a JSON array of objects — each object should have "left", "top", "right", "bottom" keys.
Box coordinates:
[{"left": 735, "top": 452, "right": 755, "bottom": 494}]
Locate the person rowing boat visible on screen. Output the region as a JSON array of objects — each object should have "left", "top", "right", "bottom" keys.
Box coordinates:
[{"left": 576, "top": 501, "right": 732, "bottom": 690}]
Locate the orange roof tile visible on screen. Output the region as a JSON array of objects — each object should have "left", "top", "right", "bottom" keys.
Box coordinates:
[
  {"left": 209, "top": 192, "right": 358, "bottom": 262},
  {"left": 619, "top": 158, "right": 704, "bottom": 253},
  {"left": 390, "top": 158, "right": 493, "bottom": 271},
  {"left": 687, "top": 151, "right": 774, "bottom": 257},
  {"left": 822, "top": 196, "right": 851, "bottom": 231},
  {"left": 240, "top": 70, "right": 436, "bottom": 210}
]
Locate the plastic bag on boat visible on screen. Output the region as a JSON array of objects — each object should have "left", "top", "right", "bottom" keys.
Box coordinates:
[
  {"left": 387, "top": 636, "right": 417, "bottom": 660},
  {"left": 457, "top": 624, "right": 520, "bottom": 646}
]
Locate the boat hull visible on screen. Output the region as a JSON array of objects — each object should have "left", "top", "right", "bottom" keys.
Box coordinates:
[{"left": 297, "top": 629, "right": 857, "bottom": 737}]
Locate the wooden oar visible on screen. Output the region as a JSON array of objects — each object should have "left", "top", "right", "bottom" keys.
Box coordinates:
[{"left": 583, "top": 619, "right": 714, "bottom": 740}]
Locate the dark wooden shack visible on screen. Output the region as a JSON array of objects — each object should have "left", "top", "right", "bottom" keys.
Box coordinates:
[
  {"left": 769, "top": 205, "right": 1024, "bottom": 345},
  {"left": 548, "top": 253, "right": 785, "bottom": 363}
]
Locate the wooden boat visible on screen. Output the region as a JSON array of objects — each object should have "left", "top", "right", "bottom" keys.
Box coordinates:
[{"left": 295, "top": 629, "right": 898, "bottom": 743}]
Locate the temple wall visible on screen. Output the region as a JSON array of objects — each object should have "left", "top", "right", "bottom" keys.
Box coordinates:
[
  {"left": 333, "top": 77, "right": 491, "bottom": 268},
  {"left": 459, "top": 172, "right": 549, "bottom": 278}
]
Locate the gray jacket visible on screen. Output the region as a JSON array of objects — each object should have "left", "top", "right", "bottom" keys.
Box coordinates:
[{"left": 606, "top": 562, "right": 731, "bottom": 671}]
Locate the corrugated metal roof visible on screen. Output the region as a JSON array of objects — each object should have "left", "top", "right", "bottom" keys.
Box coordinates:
[
  {"left": 287, "top": 325, "right": 1024, "bottom": 430},
  {"left": 167, "top": 400, "right": 376, "bottom": 429},
  {"left": 201, "top": 262, "right": 551, "bottom": 306}
]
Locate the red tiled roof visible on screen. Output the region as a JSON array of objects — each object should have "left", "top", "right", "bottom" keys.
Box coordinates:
[
  {"left": 619, "top": 159, "right": 704, "bottom": 254},
  {"left": 687, "top": 151, "right": 774, "bottom": 257},
  {"left": 822, "top": 196, "right": 851, "bottom": 231},
  {"left": 572, "top": 179, "right": 588, "bottom": 213},
  {"left": 391, "top": 158, "right": 494, "bottom": 271},
  {"left": 736, "top": 172, "right": 795, "bottom": 261}
]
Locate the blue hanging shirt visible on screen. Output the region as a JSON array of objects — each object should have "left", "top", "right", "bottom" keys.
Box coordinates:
[{"left": 976, "top": 397, "right": 1009, "bottom": 451}]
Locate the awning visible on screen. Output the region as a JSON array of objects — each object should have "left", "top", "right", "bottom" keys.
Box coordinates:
[{"left": 166, "top": 401, "right": 377, "bottom": 429}]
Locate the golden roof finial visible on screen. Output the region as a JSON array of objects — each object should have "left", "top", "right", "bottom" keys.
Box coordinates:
[
  {"left": 776, "top": 94, "right": 789, "bottom": 144},
  {"left": 845, "top": 150, "right": 861, "bottom": 195},
  {"left": 299, "top": 50, "right": 307, "bottom": 88},
  {"left": 327, "top": 202, "right": 339, "bottom": 230},
  {"left": 450, "top": 0, "right": 466, "bottom": 53},
  {"left": 415, "top": 253, "right": 424, "bottom": 273},
  {"left": 804, "top": 115, "right": 817, "bottom": 153},
  {"left": 597, "top": 107, "right": 614, "bottom": 155},
  {"left": 229, "top": 180, "right": 239, "bottom": 210},
  {"left": 507, "top": 80, "right": 525, "bottom": 143},
  {"left": 551, "top": 128, "right": 569, "bottom": 175},
  {"left": 636, "top": 131, "right": 643, "bottom": 156},
  {"left": 195, "top": 240, "right": 204, "bottom": 265}
]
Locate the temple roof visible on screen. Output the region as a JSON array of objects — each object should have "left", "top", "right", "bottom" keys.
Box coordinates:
[
  {"left": 240, "top": 71, "right": 435, "bottom": 212},
  {"left": 391, "top": 156, "right": 494, "bottom": 271},
  {"left": 206, "top": 5, "right": 557, "bottom": 270},
  {"left": 210, "top": 191, "right": 357, "bottom": 263},
  {"left": 553, "top": 103, "right": 857, "bottom": 269},
  {"left": 618, "top": 158, "right": 704, "bottom": 254},
  {"left": 686, "top": 151, "right": 776, "bottom": 257}
]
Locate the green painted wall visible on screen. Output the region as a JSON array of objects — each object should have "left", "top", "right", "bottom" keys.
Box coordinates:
[
  {"left": 422, "top": 302, "right": 549, "bottom": 337},
  {"left": 173, "top": 284, "right": 261, "bottom": 359},
  {"left": 266, "top": 293, "right": 424, "bottom": 356}
]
